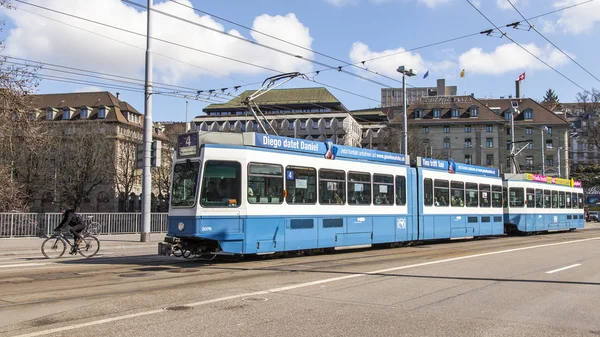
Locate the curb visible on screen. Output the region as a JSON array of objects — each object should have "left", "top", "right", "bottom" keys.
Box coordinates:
[{"left": 0, "top": 243, "right": 159, "bottom": 257}]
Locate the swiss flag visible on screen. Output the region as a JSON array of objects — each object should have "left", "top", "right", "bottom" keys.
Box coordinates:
[{"left": 518, "top": 72, "right": 526, "bottom": 81}]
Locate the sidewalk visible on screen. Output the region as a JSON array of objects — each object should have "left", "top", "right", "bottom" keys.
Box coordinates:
[{"left": 0, "top": 233, "right": 166, "bottom": 256}]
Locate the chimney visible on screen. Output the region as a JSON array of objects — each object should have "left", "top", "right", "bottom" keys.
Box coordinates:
[
  {"left": 116, "top": 92, "right": 120, "bottom": 99},
  {"left": 515, "top": 80, "right": 520, "bottom": 98},
  {"left": 437, "top": 79, "right": 445, "bottom": 96}
]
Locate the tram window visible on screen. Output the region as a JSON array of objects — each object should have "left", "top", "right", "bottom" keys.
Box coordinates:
[
  {"left": 544, "top": 190, "right": 551, "bottom": 208},
  {"left": 503, "top": 187, "right": 507, "bottom": 208},
  {"left": 492, "top": 185, "right": 502, "bottom": 208},
  {"left": 395, "top": 176, "right": 407, "bottom": 206},
  {"left": 566, "top": 193, "right": 572, "bottom": 208},
  {"left": 558, "top": 191, "right": 565, "bottom": 208},
  {"left": 200, "top": 161, "right": 242, "bottom": 208},
  {"left": 319, "top": 169, "right": 346, "bottom": 205},
  {"left": 348, "top": 172, "right": 371, "bottom": 205},
  {"left": 480, "top": 184, "right": 491, "bottom": 208},
  {"left": 247, "top": 163, "right": 283, "bottom": 204},
  {"left": 535, "top": 189, "right": 543, "bottom": 208},
  {"left": 451, "top": 181, "right": 464, "bottom": 207},
  {"left": 434, "top": 180, "right": 450, "bottom": 206},
  {"left": 373, "top": 174, "right": 394, "bottom": 205},
  {"left": 171, "top": 161, "right": 200, "bottom": 207},
  {"left": 509, "top": 187, "right": 524, "bottom": 207},
  {"left": 526, "top": 188, "right": 535, "bottom": 208},
  {"left": 466, "top": 183, "right": 479, "bottom": 207},
  {"left": 579, "top": 193, "right": 584, "bottom": 209},
  {"left": 572, "top": 192, "right": 578, "bottom": 209},
  {"left": 551, "top": 190, "right": 558, "bottom": 208},
  {"left": 423, "top": 178, "right": 433, "bottom": 206},
  {"left": 286, "top": 166, "right": 317, "bottom": 204}
]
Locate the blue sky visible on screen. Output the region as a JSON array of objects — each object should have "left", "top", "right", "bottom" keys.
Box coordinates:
[{"left": 1, "top": 0, "right": 599, "bottom": 122}]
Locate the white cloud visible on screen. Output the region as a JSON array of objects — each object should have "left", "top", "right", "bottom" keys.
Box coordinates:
[
  {"left": 324, "top": 0, "right": 360, "bottom": 6},
  {"left": 73, "top": 86, "right": 103, "bottom": 93},
  {"left": 539, "top": 19, "right": 556, "bottom": 33},
  {"left": 553, "top": 0, "right": 600, "bottom": 34},
  {"left": 496, "top": 0, "right": 517, "bottom": 10},
  {"left": 2, "top": 0, "right": 314, "bottom": 85},
  {"left": 458, "top": 43, "right": 571, "bottom": 75},
  {"left": 348, "top": 42, "right": 455, "bottom": 78},
  {"left": 418, "top": 0, "right": 453, "bottom": 8}
]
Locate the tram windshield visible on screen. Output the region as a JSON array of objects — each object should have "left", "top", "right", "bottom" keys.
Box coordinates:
[
  {"left": 200, "top": 160, "right": 242, "bottom": 207},
  {"left": 171, "top": 161, "right": 200, "bottom": 207}
]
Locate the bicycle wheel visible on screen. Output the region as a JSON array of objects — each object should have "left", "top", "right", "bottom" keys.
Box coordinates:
[
  {"left": 78, "top": 235, "right": 100, "bottom": 258},
  {"left": 88, "top": 222, "right": 101, "bottom": 235},
  {"left": 41, "top": 237, "right": 67, "bottom": 259}
]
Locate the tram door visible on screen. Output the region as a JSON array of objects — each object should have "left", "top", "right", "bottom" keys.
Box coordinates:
[{"left": 525, "top": 188, "right": 536, "bottom": 231}]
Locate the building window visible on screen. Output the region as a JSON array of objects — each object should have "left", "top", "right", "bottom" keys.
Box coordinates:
[
  {"left": 241, "top": 122, "right": 246, "bottom": 131},
  {"left": 546, "top": 156, "right": 554, "bottom": 167},
  {"left": 524, "top": 110, "right": 533, "bottom": 119},
  {"left": 486, "top": 154, "right": 494, "bottom": 166},
  {"left": 444, "top": 138, "right": 451, "bottom": 149},
  {"left": 507, "top": 157, "right": 511, "bottom": 169},
  {"left": 47, "top": 110, "right": 54, "bottom": 120},
  {"left": 504, "top": 112, "right": 511, "bottom": 120},
  {"left": 62, "top": 109, "right": 71, "bottom": 119},
  {"left": 546, "top": 127, "right": 552, "bottom": 134},
  {"left": 486, "top": 125, "right": 493, "bottom": 132},
  {"left": 288, "top": 121, "right": 295, "bottom": 129},
  {"left": 527, "top": 143, "right": 533, "bottom": 150},
  {"left": 486, "top": 138, "right": 493, "bottom": 148},
  {"left": 301, "top": 121, "right": 306, "bottom": 129},
  {"left": 465, "top": 125, "right": 471, "bottom": 133},
  {"left": 546, "top": 140, "right": 553, "bottom": 149},
  {"left": 464, "top": 154, "right": 472, "bottom": 165},
  {"left": 451, "top": 109, "right": 459, "bottom": 118},
  {"left": 526, "top": 156, "right": 534, "bottom": 170},
  {"left": 423, "top": 127, "right": 429, "bottom": 133},
  {"left": 98, "top": 108, "right": 106, "bottom": 119},
  {"left": 465, "top": 138, "right": 472, "bottom": 148},
  {"left": 443, "top": 126, "right": 450, "bottom": 133},
  {"left": 415, "top": 109, "right": 423, "bottom": 118},
  {"left": 507, "top": 128, "right": 511, "bottom": 136},
  {"left": 326, "top": 120, "right": 331, "bottom": 128},
  {"left": 471, "top": 107, "right": 479, "bottom": 117},
  {"left": 526, "top": 127, "right": 532, "bottom": 135},
  {"left": 433, "top": 109, "right": 441, "bottom": 118},
  {"left": 313, "top": 121, "right": 319, "bottom": 129}
]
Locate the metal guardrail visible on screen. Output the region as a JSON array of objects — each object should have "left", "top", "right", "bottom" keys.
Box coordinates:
[{"left": 0, "top": 213, "right": 168, "bottom": 238}]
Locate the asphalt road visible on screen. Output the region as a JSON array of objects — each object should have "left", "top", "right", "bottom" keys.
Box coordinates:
[{"left": 1, "top": 229, "right": 599, "bottom": 337}]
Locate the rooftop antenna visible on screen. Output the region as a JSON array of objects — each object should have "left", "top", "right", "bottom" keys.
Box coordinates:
[{"left": 242, "top": 72, "right": 308, "bottom": 135}]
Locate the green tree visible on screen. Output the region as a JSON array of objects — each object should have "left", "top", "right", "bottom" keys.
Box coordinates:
[{"left": 541, "top": 89, "right": 561, "bottom": 111}]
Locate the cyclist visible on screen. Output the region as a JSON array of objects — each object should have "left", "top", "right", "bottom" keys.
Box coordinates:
[{"left": 54, "top": 209, "right": 85, "bottom": 254}]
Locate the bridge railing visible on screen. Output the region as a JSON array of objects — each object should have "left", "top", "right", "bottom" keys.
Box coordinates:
[{"left": 0, "top": 212, "right": 168, "bottom": 238}]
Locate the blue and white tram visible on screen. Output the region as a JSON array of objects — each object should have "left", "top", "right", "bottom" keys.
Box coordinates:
[
  {"left": 160, "top": 131, "right": 505, "bottom": 257},
  {"left": 416, "top": 158, "right": 504, "bottom": 240},
  {"left": 503, "top": 174, "right": 585, "bottom": 234}
]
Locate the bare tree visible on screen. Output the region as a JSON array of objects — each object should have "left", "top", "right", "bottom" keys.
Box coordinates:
[
  {"left": 152, "top": 146, "right": 173, "bottom": 211},
  {"left": 115, "top": 141, "right": 140, "bottom": 211},
  {"left": 577, "top": 88, "right": 600, "bottom": 149},
  {"left": 380, "top": 125, "right": 439, "bottom": 159},
  {"left": 0, "top": 1, "right": 44, "bottom": 211},
  {"left": 50, "top": 124, "right": 116, "bottom": 210}
]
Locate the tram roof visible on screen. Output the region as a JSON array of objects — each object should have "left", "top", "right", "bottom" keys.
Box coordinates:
[
  {"left": 176, "top": 131, "right": 409, "bottom": 166},
  {"left": 504, "top": 173, "right": 582, "bottom": 188}
]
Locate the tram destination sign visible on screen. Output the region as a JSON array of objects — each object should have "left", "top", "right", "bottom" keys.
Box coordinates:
[
  {"left": 418, "top": 157, "right": 499, "bottom": 177},
  {"left": 178, "top": 133, "right": 199, "bottom": 157}
]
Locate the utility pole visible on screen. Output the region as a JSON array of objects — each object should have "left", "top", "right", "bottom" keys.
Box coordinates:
[
  {"left": 510, "top": 101, "right": 519, "bottom": 174},
  {"left": 557, "top": 147, "right": 561, "bottom": 177},
  {"left": 185, "top": 100, "right": 189, "bottom": 132},
  {"left": 541, "top": 126, "right": 547, "bottom": 176},
  {"left": 140, "top": 0, "right": 153, "bottom": 243},
  {"left": 397, "top": 66, "right": 416, "bottom": 156}
]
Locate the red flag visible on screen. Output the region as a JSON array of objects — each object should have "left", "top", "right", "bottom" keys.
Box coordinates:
[{"left": 518, "top": 72, "right": 526, "bottom": 81}]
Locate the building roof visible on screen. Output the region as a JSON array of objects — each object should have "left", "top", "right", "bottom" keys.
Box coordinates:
[
  {"left": 202, "top": 87, "right": 346, "bottom": 112},
  {"left": 349, "top": 108, "right": 390, "bottom": 123},
  {"left": 389, "top": 96, "right": 506, "bottom": 125},
  {"left": 30, "top": 91, "right": 142, "bottom": 127},
  {"left": 479, "top": 98, "right": 570, "bottom": 126}
]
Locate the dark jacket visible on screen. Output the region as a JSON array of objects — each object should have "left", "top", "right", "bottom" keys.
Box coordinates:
[{"left": 54, "top": 209, "right": 82, "bottom": 231}]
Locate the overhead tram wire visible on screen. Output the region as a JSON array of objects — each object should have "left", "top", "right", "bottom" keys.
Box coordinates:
[
  {"left": 506, "top": 0, "right": 600, "bottom": 85},
  {"left": 464, "top": 0, "right": 591, "bottom": 94},
  {"left": 14, "top": 0, "right": 383, "bottom": 105},
  {"left": 122, "top": 0, "right": 407, "bottom": 90}
]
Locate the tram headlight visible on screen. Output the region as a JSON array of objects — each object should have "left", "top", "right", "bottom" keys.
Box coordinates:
[{"left": 177, "top": 222, "right": 185, "bottom": 231}]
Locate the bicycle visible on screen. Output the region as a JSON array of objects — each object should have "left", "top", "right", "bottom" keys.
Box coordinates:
[
  {"left": 83, "top": 216, "right": 102, "bottom": 236},
  {"left": 41, "top": 229, "right": 100, "bottom": 259}
]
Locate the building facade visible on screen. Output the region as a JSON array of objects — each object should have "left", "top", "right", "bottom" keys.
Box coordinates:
[
  {"left": 29, "top": 92, "right": 173, "bottom": 212},
  {"left": 381, "top": 79, "right": 458, "bottom": 107}
]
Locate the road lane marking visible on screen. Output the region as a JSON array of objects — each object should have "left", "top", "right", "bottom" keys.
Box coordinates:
[
  {"left": 0, "top": 263, "right": 47, "bottom": 269},
  {"left": 546, "top": 263, "right": 582, "bottom": 274},
  {"left": 13, "top": 236, "right": 600, "bottom": 337}
]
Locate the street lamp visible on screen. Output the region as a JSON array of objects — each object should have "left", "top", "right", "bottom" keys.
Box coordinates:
[
  {"left": 541, "top": 126, "right": 548, "bottom": 176},
  {"left": 397, "top": 66, "right": 417, "bottom": 156}
]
